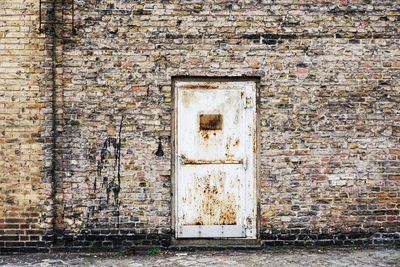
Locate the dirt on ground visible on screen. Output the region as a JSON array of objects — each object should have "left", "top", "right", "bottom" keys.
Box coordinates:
[{"left": 0, "top": 247, "right": 399, "bottom": 267}]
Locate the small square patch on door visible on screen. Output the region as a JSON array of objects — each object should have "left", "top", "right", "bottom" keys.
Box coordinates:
[{"left": 199, "top": 114, "right": 223, "bottom": 130}]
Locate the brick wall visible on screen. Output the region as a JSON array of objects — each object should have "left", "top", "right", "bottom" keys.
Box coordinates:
[
  {"left": 0, "top": 0, "right": 55, "bottom": 252},
  {"left": 1, "top": 0, "right": 399, "bottom": 251}
]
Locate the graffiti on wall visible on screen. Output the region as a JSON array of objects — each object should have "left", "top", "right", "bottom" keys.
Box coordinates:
[{"left": 95, "top": 115, "right": 124, "bottom": 206}]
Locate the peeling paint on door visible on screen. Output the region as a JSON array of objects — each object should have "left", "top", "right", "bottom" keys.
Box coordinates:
[{"left": 175, "top": 80, "right": 257, "bottom": 239}]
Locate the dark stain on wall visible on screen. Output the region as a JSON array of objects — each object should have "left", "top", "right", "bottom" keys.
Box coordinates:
[{"left": 95, "top": 115, "right": 124, "bottom": 205}]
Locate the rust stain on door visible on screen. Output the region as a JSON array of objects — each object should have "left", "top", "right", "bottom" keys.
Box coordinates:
[
  {"left": 178, "top": 84, "right": 219, "bottom": 89},
  {"left": 186, "top": 171, "right": 239, "bottom": 225}
]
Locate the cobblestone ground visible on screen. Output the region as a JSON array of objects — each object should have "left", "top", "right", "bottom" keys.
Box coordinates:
[{"left": 0, "top": 248, "right": 399, "bottom": 267}]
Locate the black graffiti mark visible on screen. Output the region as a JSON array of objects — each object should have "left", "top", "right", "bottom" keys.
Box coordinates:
[{"left": 95, "top": 115, "right": 124, "bottom": 205}]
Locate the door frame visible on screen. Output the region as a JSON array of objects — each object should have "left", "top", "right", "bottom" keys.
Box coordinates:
[{"left": 171, "top": 76, "right": 260, "bottom": 240}]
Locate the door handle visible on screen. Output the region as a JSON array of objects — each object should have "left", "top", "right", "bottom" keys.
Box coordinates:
[{"left": 243, "top": 156, "right": 248, "bottom": 170}]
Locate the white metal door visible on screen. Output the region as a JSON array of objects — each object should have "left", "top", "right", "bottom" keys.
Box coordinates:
[{"left": 175, "top": 80, "right": 256, "bottom": 239}]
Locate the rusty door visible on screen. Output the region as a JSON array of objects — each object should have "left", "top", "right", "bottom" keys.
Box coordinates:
[{"left": 174, "top": 80, "right": 257, "bottom": 239}]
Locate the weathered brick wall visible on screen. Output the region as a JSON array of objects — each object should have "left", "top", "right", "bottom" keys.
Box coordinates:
[
  {"left": 0, "top": 0, "right": 55, "bottom": 252},
  {"left": 57, "top": 0, "right": 399, "bottom": 248},
  {"left": 2, "top": 0, "right": 399, "bottom": 251}
]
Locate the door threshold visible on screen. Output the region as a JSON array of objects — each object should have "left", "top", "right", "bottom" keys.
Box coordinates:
[{"left": 171, "top": 238, "right": 262, "bottom": 249}]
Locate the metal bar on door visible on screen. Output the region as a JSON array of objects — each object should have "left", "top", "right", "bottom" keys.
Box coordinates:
[{"left": 181, "top": 159, "right": 243, "bottom": 165}]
